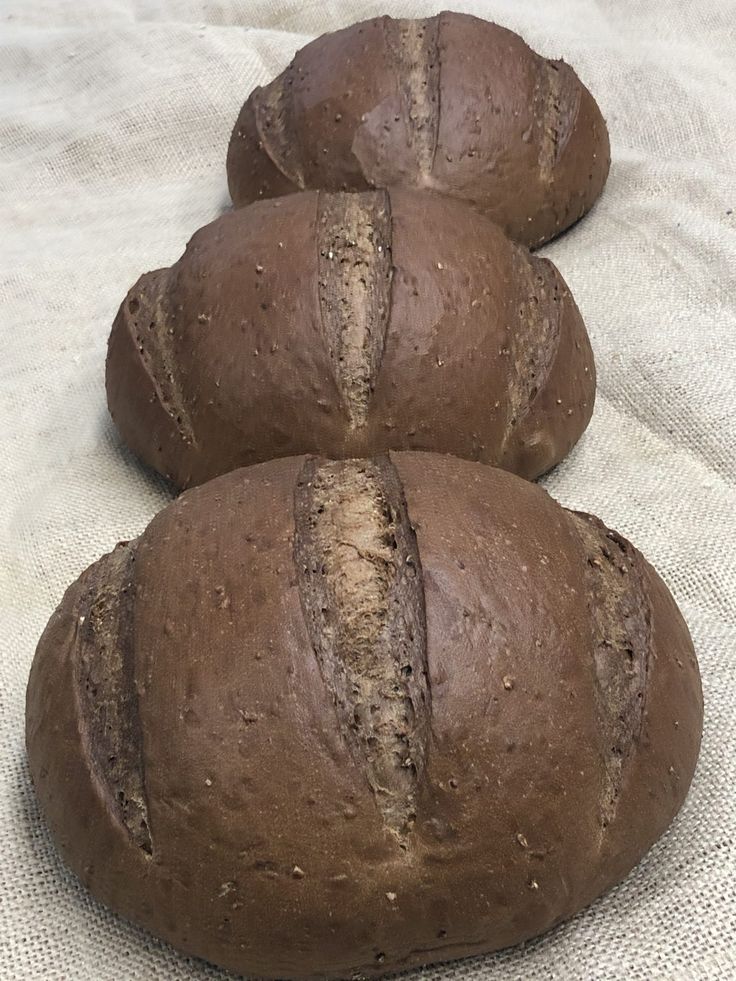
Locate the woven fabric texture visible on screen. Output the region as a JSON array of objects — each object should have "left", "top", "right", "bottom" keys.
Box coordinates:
[{"left": 1, "top": 0, "right": 734, "bottom": 978}]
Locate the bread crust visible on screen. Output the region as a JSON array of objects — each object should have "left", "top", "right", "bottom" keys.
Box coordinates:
[
  {"left": 26, "top": 453, "right": 702, "bottom": 979},
  {"left": 106, "top": 189, "right": 595, "bottom": 489},
  {"left": 226, "top": 13, "right": 610, "bottom": 248}
]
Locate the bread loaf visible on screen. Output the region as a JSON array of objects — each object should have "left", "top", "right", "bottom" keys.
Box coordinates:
[
  {"left": 226, "top": 12, "right": 610, "bottom": 248},
  {"left": 26, "top": 452, "right": 702, "bottom": 980},
  {"left": 106, "top": 189, "right": 595, "bottom": 489}
]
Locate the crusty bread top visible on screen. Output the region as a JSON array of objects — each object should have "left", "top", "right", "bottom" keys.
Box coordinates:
[
  {"left": 227, "top": 13, "right": 610, "bottom": 248},
  {"left": 26, "top": 453, "right": 701, "bottom": 979},
  {"left": 107, "top": 188, "right": 595, "bottom": 489}
]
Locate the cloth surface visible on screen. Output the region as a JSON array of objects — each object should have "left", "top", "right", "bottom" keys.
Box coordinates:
[{"left": 1, "top": 0, "right": 734, "bottom": 978}]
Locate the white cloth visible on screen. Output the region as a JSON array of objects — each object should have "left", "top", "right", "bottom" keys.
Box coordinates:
[{"left": 1, "top": 1, "right": 734, "bottom": 978}]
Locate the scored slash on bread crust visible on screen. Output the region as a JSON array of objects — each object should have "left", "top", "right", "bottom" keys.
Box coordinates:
[
  {"left": 570, "top": 512, "right": 651, "bottom": 828},
  {"left": 537, "top": 61, "right": 582, "bottom": 182},
  {"left": 353, "top": 16, "right": 442, "bottom": 187},
  {"left": 73, "top": 542, "right": 152, "bottom": 854},
  {"left": 387, "top": 18, "right": 441, "bottom": 180},
  {"left": 294, "top": 457, "right": 429, "bottom": 842},
  {"left": 251, "top": 63, "right": 306, "bottom": 191},
  {"left": 316, "top": 191, "right": 394, "bottom": 428},
  {"left": 501, "top": 250, "right": 563, "bottom": 455},
  {"left": 119, "top": 268, "right": 195, "bottom": 448}
]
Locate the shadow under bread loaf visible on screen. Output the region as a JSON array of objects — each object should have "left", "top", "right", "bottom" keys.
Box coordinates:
[
  {"left": 26, "top": 452, "right": 702, "bottom": 980},
  {"left": 226, "top": 12, "right": 610, "bottom": 249},
  {"left": 106, "top": 189, "right": 595, "bottom": 490}
]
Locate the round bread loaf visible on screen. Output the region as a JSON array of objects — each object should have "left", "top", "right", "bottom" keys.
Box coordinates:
[
  {"left": 27, "top": 453, "right": 701, "bottom": 979},
  {"left": 106, "top": 189, "right": 595, "bottom": 490},
  {"left": 226, "top": 13, "right": 610, "bottom": 248}
]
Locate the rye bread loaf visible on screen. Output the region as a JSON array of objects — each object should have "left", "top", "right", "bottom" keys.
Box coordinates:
[
  {"left": 106, "top": 189, "right": 595, "bottom": 489},
  {"left": 226, "top": 12, "right": 610, "bottom": 248},
  {"left": 26, "top": 453, "right": 702, "bottom": 980}
]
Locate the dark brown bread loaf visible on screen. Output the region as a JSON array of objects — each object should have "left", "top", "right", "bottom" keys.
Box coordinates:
[
  {"left": 27, "top": 453, "right": 702, "bottom": 980},
  {"left": 227, "top": 12, "right": 610, "bottom": 248},
  {"left": 106, "top": 189, "right": 595, "bottom": 490}
]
